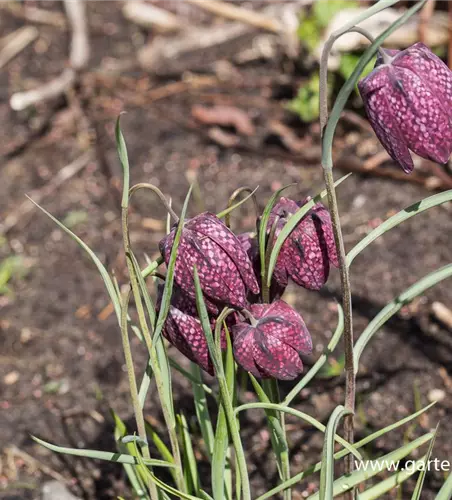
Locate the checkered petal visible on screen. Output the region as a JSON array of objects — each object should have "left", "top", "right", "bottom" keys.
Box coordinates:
[
  {"left": 232, "top": 301, "right": 312, "bottom": 380},
  {"left": 159, "top": 220, "right": 251, "bottom": 311},
  {"left": 283, "top": 216, "right": 330, "bottom": 290},
  {"left": 253, "top": 329, "right": 303, "bottom": 381},
  {"left": 232, "top": 323, "right": 261, "bottom": 377},
  {"left": 310, "top": 204, "right": 338, "bottom": 267},
  {"left": 164, "top": 306, "right": 213, "bottom": 374},
  {"left": 359, "top": 43, "right": 452, "bottom": 172},
  {"left": 189, "top": 213, "right": 260, "bottom": 295},
  {"left": 359, "top": 67, "right": 414, "bottom": 173},
  {"left": 252, "top": 300, "right": 312, "bottom": 354}
]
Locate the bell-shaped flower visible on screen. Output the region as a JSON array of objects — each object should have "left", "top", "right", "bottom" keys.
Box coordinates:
[
  {"left": 358, "top": 43, "right": 452, "bottom": 173},
  {"left": 267, "top": 198, "right": 338, "bottom": 291},
  {"left": 159, "top": 213, "right": 259, "bottom": 313},
  {"left": 232, "top": 300, "right": 312, "bottom": 380},
  {"left": 158, "top": 285, "right": 235, "bottom": 375}
]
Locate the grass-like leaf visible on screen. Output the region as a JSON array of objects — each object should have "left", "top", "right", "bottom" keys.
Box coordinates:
[
  {"left": 266, "top": 173, "right": 351, "bottom": 286},
  {"left": 116, "top": 114, "right": 130, "bottom": 208},
  {"left": 112, "top": 410, "right": 148, "bottom": 499},
  {"left": 411, "top": 423, "right": 439, "bottom": 500},
  {"left": 177, "top": 413, "right": 201, "bottom": 495},
  {"left": 32, "top": 436, "right": 174, "bottom": 467},
  {"left": 347, "top": 190, "right": 452, "bottom": 266},
  {"left": 307, "top": 432, "right": 434, "bottom": 499},
  {"left": 357, "top": 456, "right": 426, "bottom": 500},
  {"left": 319, "top": 405, "right": 352, "bottom": 500},
  {"left": 27, "top": 196, "right": 121, "bottom": 321},
  {"left": 354, "top": 264, "right": 452, "bottom": 366},
  {"left": 190, "top": 363, "right": 215, "bottom": 460},
  {"left": 216, "top": 186, "right": 259, "bottom": 219},
  {"left": 436, "top": 471, "right": 452, "bottom": 499},
  {"left": 235, "top": 402, "right": 361, "bottom": 460},
  {"left": 193, "top": 267, "right": 251, "bottom": 500},
  {"left": 258, "top": 183, "right": 296, "bottom": 286},
  {"left": 256, "top": 402, "right": 436, "bottom": 500}
]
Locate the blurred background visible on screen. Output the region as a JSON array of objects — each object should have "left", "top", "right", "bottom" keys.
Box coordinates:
[{"left": 1, "top": 1, "right": 452, "bottom": 499}]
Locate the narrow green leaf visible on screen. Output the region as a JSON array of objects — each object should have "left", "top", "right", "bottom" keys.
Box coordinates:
[
  {"left": 347, "top": 190, "right": 452, "bottom": 266},
  {"left": 190, "top": 363, "right": 215, "bottom": 460},
  {"left": 212, "top": 405, "right": 230, "bottom": 500},
  {"left": 319, "top": 405, "right": 352, "bottom": 500},
  {"left": 115, "top": 115, "right": 130, "bottom": 208},
  {"left": 169, "top": 358, "right": 213, "bottom": 395},
  {"left": 27, "top": 197, "right": 121, "bottom": 321},
  {"left": 235, "top": 402, "right": 361, "bottom": 460},
  {"left": 177, "top": 413, "right": 201, "bottom": 495},
  {"left": 258, "top": 183, "right": 296, "bottom": 283},
  {"left": 307, "top": 432, "right": 434, "bottom": 499},
  {"left": 193, "top": 268, "right": 251, "bottom": 500},
  {"left": 153, "top": 185, "right": 193, "bottom": 344},
  {"left": 357, "top": 456, "right": 426, "bottom": 500},
  {"left": 144, "top": 422, "right": 175, "bottom": 465},
  {"left": 411, "top": 423, "right": 439, "bottom": 500},
  {"left": 216, "top": 186, "right": 259, "bottom": 219},
  {"left": 138, "top": 360, "right": 153, "bottom": 409},
  {"left": 283, "top": 303, "right": 344, "bottom": 406},
  {"left": 32, "top": 436, "right": 174, "bottom": 467},
  {"left": 133, "top": 442, "right": 201, "bottom": 500},
  {"left": 354, "top": 264, "right": 452, "bottom": 366},
  {"left": 112, "top": 410, "right": 148, "bottom": 499},
  {"left": 267, "top": 174, "right": 351, "bottom": 286},
  {"left": 436, "top": 471, "right": 452, "bottom": 500},
  {"left": 256, "top": 402, "right": 436, "bottom": 500}
]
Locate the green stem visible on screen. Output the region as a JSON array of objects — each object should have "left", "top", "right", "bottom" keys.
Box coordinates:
[
  {"left": 225, "top": 186, "right": 259, "bottom": 229},
  {"left": 263, "top": 379, "right": 291, "bottom": 500},
  {"left": 119, "top": 289, "right": 159, "bottom": 500},
  {"left": 122, "top": 208, "right": 186, "bottom": 493}
]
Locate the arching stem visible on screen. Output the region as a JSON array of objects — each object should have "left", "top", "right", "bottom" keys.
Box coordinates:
[{"left": 129, "top": 183, "right": 179, "bottom": 223}]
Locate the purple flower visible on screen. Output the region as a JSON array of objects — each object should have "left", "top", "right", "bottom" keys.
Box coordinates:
[
  {"left": 237, "top": 232, "right": 286, "bottom": 303},
  {"left": 358, "top": 43, "right": 452, "bottom": 173},
  {"left": 267, "top": 198, "right": 338, "bottom": 291},
  {"left": 159, "top": 213, "right": 259, "bottom": 313},
  {"left": 158, "top": 285, "right": 235, "bottom": 375},
  {"left": 232, "top": 300, "right": 312, "bottom": 380}
]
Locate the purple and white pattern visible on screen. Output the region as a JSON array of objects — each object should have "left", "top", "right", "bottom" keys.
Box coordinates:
[{"left": 359, "top": 43, "right": 452, "bottom": 173}]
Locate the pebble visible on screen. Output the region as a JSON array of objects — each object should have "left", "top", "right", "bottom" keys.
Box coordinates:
[{"left": 41, "top": 481, "right": 81, "bottom": 500}]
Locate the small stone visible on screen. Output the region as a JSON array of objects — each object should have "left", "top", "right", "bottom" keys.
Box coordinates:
[
  {"left": 3, "top": 371, "right": 19, "bottom": 385},
  {"left": 428, "top": 388, "right": 446, "bottom": 403},
  {"left": 41, "top": 481, "right": 81, "bottom": 500}
]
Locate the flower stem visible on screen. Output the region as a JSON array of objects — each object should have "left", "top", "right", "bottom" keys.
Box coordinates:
[
  {"left": 119, "top": 289, "right": 159, "bottom": 500},
  {"left": 122, "top": 208, "right": 186, "bottom": 493},
  {"left": 322, "top": 167, "right": 355, "bottom": 460}
]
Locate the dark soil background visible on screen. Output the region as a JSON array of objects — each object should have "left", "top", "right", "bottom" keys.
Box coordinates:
[{"left": 1, "top": 2, "right": 452, "bottom": 499}]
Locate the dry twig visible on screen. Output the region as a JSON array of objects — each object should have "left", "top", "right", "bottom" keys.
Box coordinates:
[
  {"left": 1, "top": 3, "right": 67, "bottom": 28},
  {"left": 0, "top": 26, "right": 38, "bottom": 70},
  {"left": 186, "top": 0, "right": 283, "bottom": 33},
  {"left": 10, "top": 69, "right": 76, "bottom": 111},
  {"left": 122, "top": 1, "right": 182, "bottom": 33},
  {"left": 64, "top": 0, "right": 89, "bottom": 70}
]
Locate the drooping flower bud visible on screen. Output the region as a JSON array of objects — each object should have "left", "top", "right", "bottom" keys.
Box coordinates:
[
  {"left": 237, "top": 232, "right": 286, "bottom": 303},
  {"left": 358, "top": 43, "right": 452, "bottom": 173},
  {"left": 267, "top": 198, "right": 338, "bottom": 291},
  {"left": 232, "top": 300, "right": 312, "bottom": 380},
  {"left": 158, "top": 285, "right": 235, "bottom": 375},
  {"left": 159, "top": 213, "right": 260, "bottom": 313}
]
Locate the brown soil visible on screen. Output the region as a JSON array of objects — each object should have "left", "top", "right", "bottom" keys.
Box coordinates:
[{"left": 1, "top": 2, "right": 452, "bottom": 499}]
